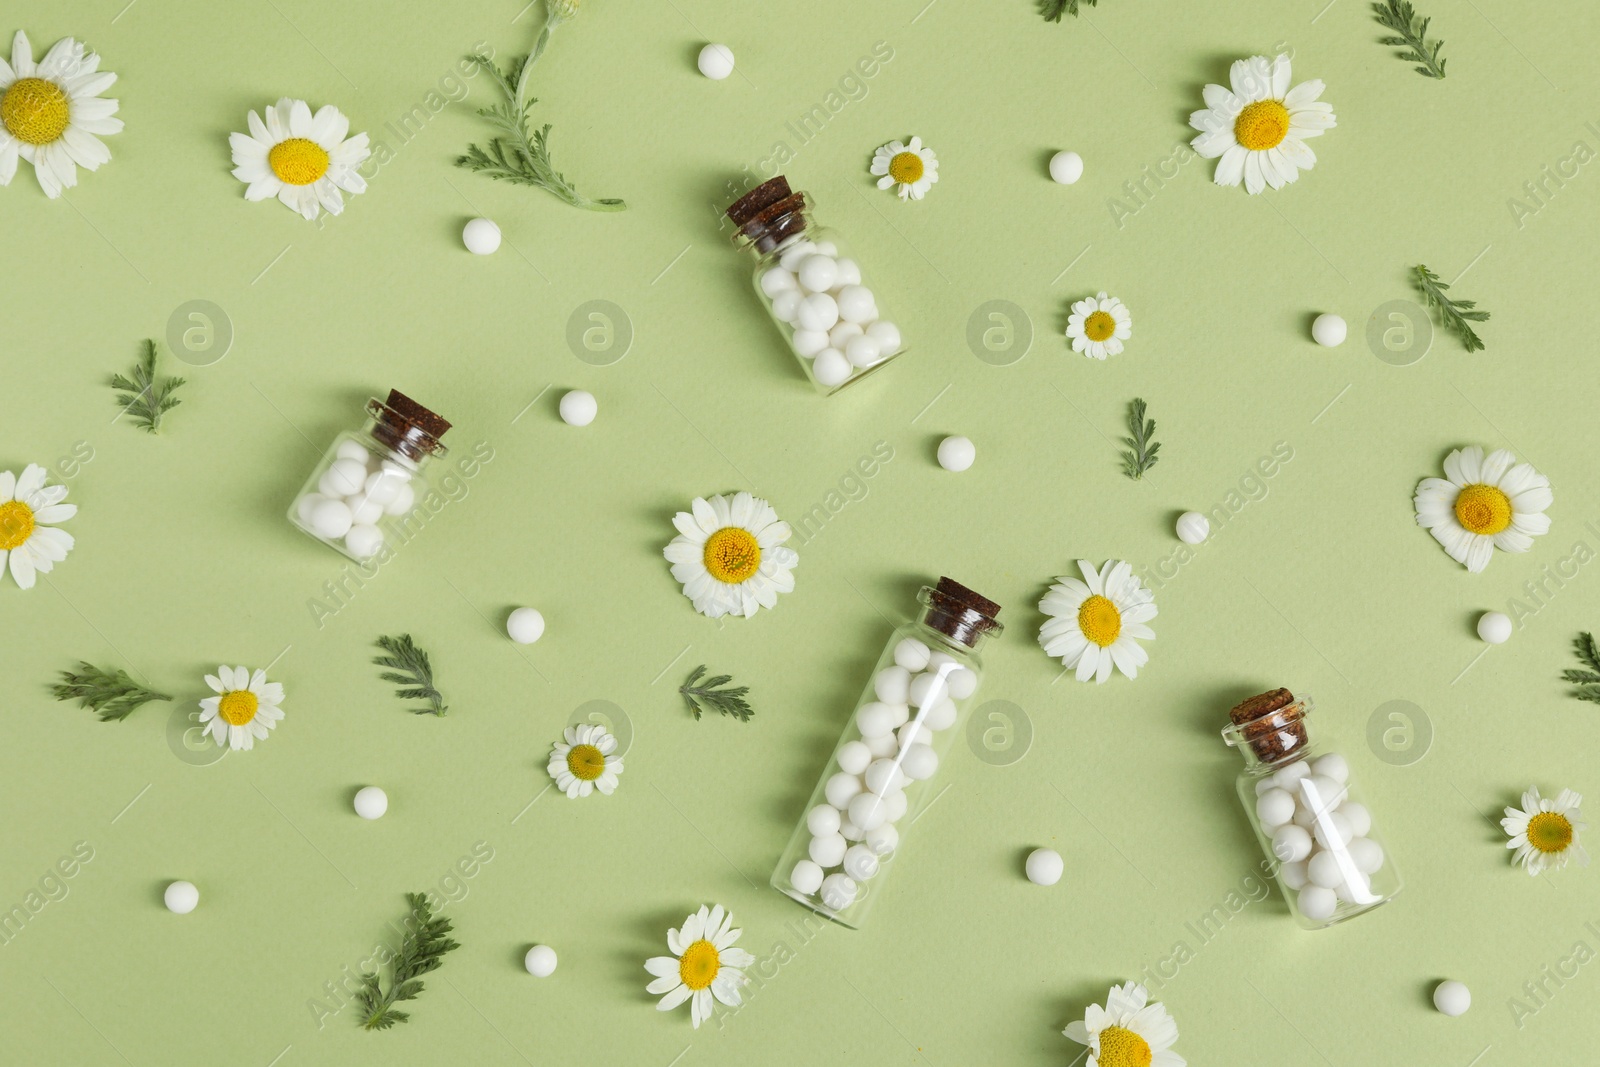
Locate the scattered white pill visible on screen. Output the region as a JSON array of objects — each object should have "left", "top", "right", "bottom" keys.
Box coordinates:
[
  {"left": 791, "top": 859, "right": 825, "bottom": 896},
  {"left": 937, "top": 436, "right": 976, "bottom": 472},
  {"left": 1272, "top": 824, "right": 1313, "bottom": 863},
  {"left": 1311, "top": 753, "right": 1350, "bottom": 784},
  {"left": 900, "top": 744, "right": 938, "bottom": 781},
  {"left": 1311, "top": 313, "right": 1347, "bottom": 347},
  {"left": 462, "top": 217, "right": 502, "bottom": 255},
  {"left": 796, "top": 292, "right": 840, "bottom": 332},
  {"left": 893, "top": 638, "right": 931, "bottom": 672},
  {"left": 809, "top": 832, "right": 847, "bottom": 867},
  {"left": 819, "top": 873, "right": 857, "bottom": 910},
  {"left": 844, "top": 335, "right": 884, "bottom": 369},
  {"left": 1297, "top": 884, "right": 1337, "bottom": 921},
  {"left": 558, "top": 390, "right": 597, "bottom": 427},
  {"left": 309, "top": 498, "right": 354, "bottom": 539},
  {"left": 1025, "top": 848, "right": 1064, "bottom": 886},
  {"left": 866, "top": 320, "right": 902, "bottom": 356},
  {"left": 760, "top": 266, "right": 797, "bottom": 297},
  {"left": 1433, "top": 980, "right": 1471, "bottom": 1016},
  {"left": 506, "top": 607, "right": 546, "bottom": 645},
  {"left": 1176, "top": 511, "right": 1211, "bottom": 545},
  {"left": 1049, "top": 150, "right": 1084, "bottom": 185},
  {"left": 813, "top": 349, "right": 852, "bottom": 387},
  {"left": 807, "top": 805, "right": 841, "bottom": 837},
  {"left": 864, "top": 823, "right": 898, "bottom": 856},
  {"left": 353, "top": 786, "right": 388, "bottom": 820},
  {"left": 524, "top": 944, "right": 558, "bottom": 977},
  {"left": 797, "top": 254, "right": 839, "bottom": 293},
  {"left": 843, "top": 844, "right": 881, "bottom": 882},
  {"left": 697, "top": 42, "right": 736, "bottom": 80},
  {"left": 164, "top": 880, "right": 200, "bottom": 914},
  {"left": 825, "top": 771, "right": 863, "bottom": 809},
  {"left": 1478, "top": 611, "right": 1512, "bottom": 644},
  {"left": 1256, "top": 788, "right": 1296, "bottom": 829},
  {"left": 345, "top": 523, "right": 384, "bottom": 559}
]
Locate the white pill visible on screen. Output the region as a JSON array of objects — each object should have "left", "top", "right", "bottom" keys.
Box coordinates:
[
  {"left": 335, "top": 439, "right": 371, "bottom": 463},
  {"left": 1347, "top": 836, "right": 1384, "bottom": 874},
  {"left": 1334, "top": 871, "right": 1370, "bottom": 903},
  {"left": 812, "top": 349, "right": 853, "bottom": 387},
  {"left": 295, "top": 493, "right": 325, "bottom": 524},
  {"left": 814, "top": 240, "right": 838, "bottom": 257},
  {"left": 164, "top": 880, "right": 199, "bottom": 914},
  {"left": 1433, "top": 980, "right": 1471, "bottom": 1017},
  {"left": 1292, "top": 804, "right": 1317, "bottom": 828},
  {"left": 922, "top": 699, "right": 957, "bottom": 731},
  {"left": 945, "top": 667, "right": 978, "bottom": 700},
  {"left": 809, "top": 832, "right": 847, "bottom": 867},
  {"left": 772, "top": 289, "right": 803, "bottom": 324},
  {"left": 1273, "top": 760, "right": 1312, "bottom": 789},
  {"left": 1311, "top": 312, "right": 1347, "bottom": 347},
  {"left": 1313, "top": 812, "right": 1354, "bottom": 850},
  {"left": 348, "top": 498, "right": 384, "bottom": 525},
  {"left": 1025, "top": 847, "right": 1064, "bottom": 886},
  {"left": 792, "top": 329, "right": 829, "bottom": 358},
  {"left": 353, "top": 785, "right": 388, "bottom": 820},
  {"left": 835, "top": 285, "right": 876, "bottom": 323},
  {"left": 828, "top": 321, "right": 864, "bottom": 349},
  {"left": 1478, "top": 611, "right": 1512, "bottom": 644},
  {"left": 882, "top": 790, "right": 908, "bottom": 823},
  {"left": 895, "top": 721, "right": 931, "bottom": 751},
  {"left": 864, "top": 759, "right": 908, "bottom": 796},
  {"left": 887, "top": 702, "right": 911, "bottom": 729},
  {"left": 864, "top": 823, "right": 899, "bottom": 856},
  {"left": 345, "top": 523, "right": 384, "bottom": 559},
  {"left": 797, "top": 254, "right": 839, "bottom": 294},
  {"left": 1271, "top": 824, "right": 1312, "bottom": 862},
  {"left": 1307, "top": 850, "right": 1344, "bottom": 889},
  {"left": 1256, "top": 788, "right": 1296, "bottom": 828},
  {"left": 778, "top": 240, "right": 817, "bottom": 271},
  {"left": 697, "top": 42, "right": 735, "bottom": 80},
  {"left": 819, "top": 873, "right": 857, "bottom": 910},
  {"left": 844, "top": 335, "right": 884, "bottom": 369},
  {"left": 309, "top": 498, "right": 353, "bottom": 539},
  {"left": 1311, "top": 753, "right": 1350, "bottom": 783},
  {"left": 379, "top": 459, "right": 413, "bottom": 480},
  {"left": 383, "top": 482, "right": 416, "bottom": 516},
  {"left": 1341, "top": 802, "right": 1372, "bottom": 838},
  {"left": 864, "top": 732, "right": 899, "bottom": 758},
  {"left": 833, "top": 258, "right": 862, "bottom": 286},
  {"left": 319, "top": 458, "right": 368, "bottom": 497},
  {"left": 836, "top": 742, "right": 872, "bottom": 777},
  {"left": 1301, "top": 775, "right": 1347, "bottom": 815},
  {"left": 824, "top": 771, "right": 863, "bottom": 809},
  {"left": 789, "top": 858, "right": 824, "bottom": 893},
  {"left": 523, "top": 944, "right": 558, "bottom": 977},
  {"left": 1297, "top": 885, "right": 1338, "bottom": 921},
  {"left": 907, "top": 673, "right": 944, "bottom": 708},
  {"left": 1176, "top": 511, "right": 1211, "bottom": 545},
  {"left": 1255, "top": 776, "right": 1281, "bottom": 796},
  {"left": 893, "top": 638, "right": 931, "bottom": 672},
  {"left": 1049, "top": 150, "right": 1084, "bottom": 184},
  {"left": 839, "top": 820, "right": 865, "bottom": 842},
  {"left": 1279, "top": 859, "right": 1309, "bottom": 890},
  {"left": 900, "top": 744, "right": 938, "bottom": 780},
  {"left": 856, "top": 702, "right": 899, "bottom": 739},
  {"left": 866, "top": 320, "right": 902, "bottom": 356},
  {"left": 360, "top": 470, "right": 403, "bottom": 506},
  {"left": 842, "top": 844, "right": 880, "bottom": 882},
  {"left": 806, "top": 805, "right": 841, "bottom": 837},
  {"left": 937, "top": 436, "right": 976, "bottom": 472},
  {"left": 796, "top": 292, "right": 840, "bottom": 331},
  {"left": 559, "top": 390, "right": 597, "bottom": 427},
  {"left": 874, "top": 667, "right": 911, "bottom": 704},
  {"left": 760, "top": 266, "right": 797, "bottom": 296},
  {"left": 461, "top": 216, "right": 502, "bottom": 254}
]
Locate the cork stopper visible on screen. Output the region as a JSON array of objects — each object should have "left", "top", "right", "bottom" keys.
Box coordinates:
[
  {"left": 920, "top": 577, "right": 1003, "bottom": 648},
  {"left": 367, "top": 389, "right": 451, "bottom": 464},
  {"left": 1226, "top": 688, "right": 1309, "bottom": 764},
  {"left": 726, "top": 175, "right": 810, "bottom": 253}
]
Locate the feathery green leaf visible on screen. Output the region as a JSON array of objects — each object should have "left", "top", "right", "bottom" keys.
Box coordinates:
[
  {"left": 357, "top": 892, "right": 459, "bottom": 1031},
  {"left": 1371, "top": 1, "right": 1447, "bottom": 79},
  {"left": 111, "top": 340, "right": 185, "bottom": 434},
  {"left": 1119, "top": 397, "right": 1161, "bottom": 480},
  {"left": 1413, "top": 264, "right": 1489, "bottom": 352},
  {"left": 50, "top": 662, "right": 172, "bottom": 722},
  {"left": 679, "top": 665, "right": 754, "bottom": 722},
  {"left": 374, "top": 634, "right": 447, "bottom": 716}
]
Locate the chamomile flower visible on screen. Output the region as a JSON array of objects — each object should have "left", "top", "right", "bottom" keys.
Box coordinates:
[
  {"left": 1501, "top": 787, "right": 1588, "bottom": 876},
  {"left": 1414, "top": 446, "right": 1551, "bottom": 573},
  {"left": 870, "top": 136, "right": 938, "bottom": 200},
  {"left": 1065, "top": 292, "right": 1132, "bottom": 359},
  {"left": 644, "top": 904, "right": 755, "bottom": 1029},
  {"left": 1039, "top": 560, "right": 1156, "bottom": 683},
  {"left": 198, "top": 666, "right": 284, "bottom": 751},
  {"left": 0, "top": 31, "right": 122, "bottom": 199},
  {"left": 1188, "top": 53, "right": 1335, "bottom": 195},
  {"left": 229, "top": 98, "right": 370, "bottom": 221},
  {"left": 1064, "top": 982, "right": 1186, "bottom": 1067},
  {"left": 664, "top": 492, "right": 797, "bottom": 619},
  {"left": 0, "top": 463, "right": 76, "bottom": 590},
  {"left": 547, "top": 723, "right": 624, "bottom": 798}
]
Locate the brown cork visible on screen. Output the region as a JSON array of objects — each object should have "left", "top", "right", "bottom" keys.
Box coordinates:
[
  {"left": 924, "top": 577, "right": 1002, "bottom": 648},
  {"left": 1229, "top": 688, "right": 1308, "bottom": 764},
  {"left": 726, "top": 176, "right": 810, "bottom": 253},
  {"left": 368, "top": 390, "right": 450, "bottom": 463},
  {"left": 385, "top": 390, "right": 452, "bottom": 438},
  {"left": 726, "top": 176, "right": 791, "bottom": 227}
]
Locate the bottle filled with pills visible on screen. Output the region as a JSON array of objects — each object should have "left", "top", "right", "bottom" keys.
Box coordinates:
[
  {"left": 773, "top": 578, "right": 1002, "bottom": 928},
  {"left": 287, "top": 390, "right": 451, "bottom": 561},
  {"left": 1223, "top": 689, "right": 1402, "bottom": 929},
  {"left": 726, "top": 176, "right": 906, "bottom": 394}
]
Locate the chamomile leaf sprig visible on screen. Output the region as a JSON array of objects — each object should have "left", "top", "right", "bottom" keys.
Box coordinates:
[
  {"left": 374, "top": 635, "right": 448, "bottom": 716},
  {"left": 356, "top": 892, "right": 459, "bottom": 1031},
  {"left": 1562, "top": 632, "right": 1600, "bottom": 704},
  {"left": 679, "top": 665, "right": 754, "bottom": 722},
  {"left": 110, "top": 340, "right": 185, "bottom": 434},
  {"left": 1119, "top": 398, "right": 1161, "bottom": 481},
  {"left": 1371, "top": 0, "right": 1448, "bottom": 79},
  {"left": 1039, "top": 0, "right": 1099, "bottom": 21},
  {"left": 1413, "top": 264, "right": 1490, "bottom": 352},
  {"left": 50, "top": 662, "right": 172, "bottom": 722}
]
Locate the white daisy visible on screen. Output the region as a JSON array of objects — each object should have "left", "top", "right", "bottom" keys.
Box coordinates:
[
  {"left": 644, "top": 904, "right": 756, "bottom": 1029},
  {"left": 229, "top": 98, "right": 370, "bottom": 221},
  {"left": 546, "top": 723, "right": 624, "bottom": 798},
  {"left": 1188, "top": 53, "right": 1335, "bottom": 195},
  {"left": 1065, "top": 981, "right": 1185, "bottom": 1067},
  {"left": 1501, "top": 786, "right": 1587, "bottom": 876},
  {"left": 1414, "top": 446, "right": 1551, "bottom": 573},
  {"left": 1065, "top": 291, "right": 1132, "bottom": 359},
  {"left": 198, "top": 666, "right": 285, "bottom": 751},
  {"left": 0, "top": 463, "right": 76, "bottom": 590},
  {"left": 0, "top": 31, "right": 122, "bottom": 199},
  {"left": 1039, "top": 560, "right": 1156, "bottom": 684},
  {"left": 870, "top": 135, "right": 938, "bottom": 200},
  {"left": 664, "top": 492, "right": 797, "bottom": 619}
]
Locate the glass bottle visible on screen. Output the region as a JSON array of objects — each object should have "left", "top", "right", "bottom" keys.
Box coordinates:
[
  {"left": 1222, "top": 689, "right": 1402, "bottom": 929},
  {"left": 287, "top": 389, "right": 451, "bottom": 562},
  {"left": 773, "top": 578, "right": 1003, "bottom": 928},
  {"left": 726, "top": 175, "right": 905, "bottom": 395}
]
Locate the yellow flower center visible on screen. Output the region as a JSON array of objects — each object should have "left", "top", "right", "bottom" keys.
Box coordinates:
[
  {"left": 678, "top": 939, "right": 721, "bottom": 991},
  {"left": 1234, "top": 99, "right": 1290, "bottom": 151},
  {"left": 1096, "top": 1025, "right": 1153, "bottom": 1067},
  {"left": 1453, "top": 483, "right": 1513, "bottom": 536},
  {"left": 1, "top": 77, "right": 70, "bottom": 146},
  {"left": 888, "top": 150, "right": 924, "bottom": 185},
  {"left": 567, "top": 743, "right": 606, "bottom": 781},
  {"left": 1526, "top": 811, "right": 1574, "bottom": 854},
  {"left": 218, "top": 690, "right": 259, "bottom": 726},
  {"left": 268, "top": 137, "right": 331, "bottom": 186},
  {"left": 0, "top": 499, "right": 36, "bottom": 551},
  {"left": 1084, "top": 309, "right": 1117, "bottom": 342},
  {"left": 703, "top": 527, "right": 761, "bottom": 584},
  {"left": 1078, "top": 595, "right": 1122, "bottom": 648}
]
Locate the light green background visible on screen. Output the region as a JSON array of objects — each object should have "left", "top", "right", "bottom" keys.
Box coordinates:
[{"left": 5, "top": 0, "right": 1600, "bottom": 1063}]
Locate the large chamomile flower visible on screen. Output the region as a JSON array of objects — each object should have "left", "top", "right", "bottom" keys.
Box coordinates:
[
  {"left": 229, "top": 98, "right": 370, "bottom": 221},
  {"left": 1189, "top": 54, "right": 1335, "bottom": 195},
  {"left": 0, "top": 464, "right": 76, "bottom": 590},
  {"left": 1414, "top": 446, "right": 1551, "bottom": 573},
  {"left": 664, "top": 492, "right": 797, "bottom": 619},
  {"left": 1502, "top": 786, "right": 1587, "bottom": 876},
  {"left": 0, "top": 31, "right": 122, "bottom": 199},
  {"left": 1039, "top": 560, "right": 1156, "bottom": 683},
  {"left": 547, "top": 722, "right": 624, "bottom": 798},
  {"left": 644, "top": 904, "right": 755, "bottom": 1029},
  {"left": 1065, "top": 982, "right": 1186, "bottom": 1067},
  {"left": 198, "top": 666, "right": 285, "bottom": 751},
  {"left": 1065, "top": 292, "right": 1131, "bottom": 360},
  {"left": 871, "top": 135, "right": 938, "bottom": 200}
]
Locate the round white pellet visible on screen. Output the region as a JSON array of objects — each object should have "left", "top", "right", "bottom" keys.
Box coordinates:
[
  {"left": 1256, "top": 788, "right": 1296, "bottom": 829},
  {"left": 1297, "top": 885, "right": 1338, "bottom": 921},
  {"left": 696, "top": 42, "right": 735, "bottom": 80},
  {"left": 864, "top": 732, "right": 899, "bottom": 758},
  {"left": 1025, "top": 847, "right": 1064, "bottom": 886},
  {"left": 866, "top": 320, "right": 902, "bottom": 356},
  {"left": 937, "top": 436, "right": 976, "bottom": 472},
  {"left": 383, "top": 482, "right": 416, "bottom": 516},
  {"left": 1311, "top": 313, "right": 1347, "bottom": 347},
  {"left": 856, "top": 702, "right": 899, "bottom": 740},
  {"left": 819, "top": 873, "right": 857, "bottom": 910},
  {"left": 336, "top": 439, "right": 371, "bottom": 463},
  {"left": 1434, "top": 980, "right": 1471, "bottom": 1016},
  {"left": 296, "top": 493, "right": 325, "bottom": 524},
  {"left": 809, "top": 832, "right": 847, "bottom": 867},
  {"left": 900, "top": 744, "right": 938, "bottom": 780},
  {"left": 839, "top": 820, "right": 865, "bottom": 842},
  {"left": 907, "top": 673, "right": 945, "bottom": 708},
  {"left": 347, "top": 498, "right": 383, "bottom": 526},
  {"left": 842, "top": 844, "right": 881, "bottom": 882},
  {"left": 164, "top": 880, "right": 199, "bottom": 914},
  {"left": 837, "top": 741, "right": 872, "bottom": 776},
  {"left": 760, "top": 266, "right": 797, "bottom": 297},
  {"left": 882, "top": 789, "right": 908, "bottom": 823},
  {"left": 824, "top": 772, "right": 863, "bottom": 809},
  {"left": 893, "top": 638, "right": 931, "bottom": 672},
  {"left": 790, "top": 859, "right": 824, "bottom": 895},
  {"left": 864, "top": 823, "right": 899, "bottom": 856},
  {"left": 354, "top": 785, "right": 388, "bottom": 820},
  {"left": 796, "top": 254, "right": 839, "bottom": 294},
  {"left": 1271, "top": 824, "right": 1312, "bottom": 863},
  {"left": 462, "top": 217, "right": 502, "bottom": 255},
  {"left": 361, "top": 470, "right": 403, "bottom": 506},
  {"left": 345, "top": 523, "right": 384, "bottom": 559},
  {"left": 896, "top": 721, "right": 929, "bottom": 750},
  {"left": 309, "top": 498, "right": 354, "bottom": 539},
  {"left": 945, "top": 667, "right": 978, "bottom": 700},
  {"left": 814, "top": 240, "right": 838, "bottom": 257},
  {"left": 558, "top": 390, "right": 597, "bottom": 427},
  {"left": 1255, "top": 776, "right": 1281, "bottom": 796},
  {"left": 1273, "top": 759, "right": 1312, "bottom": 789},
  {"left": 1478, "top": 611, "right": 1512, "bottom": 644},
  {"left": 835, "top": 285, "right": 876, "bottom": 323},
  {"left": 1307, "top": 850, "right": 1345, "bottom": 889},
  {"left": 813, "top": 349, "right": 853, "bottom": 387},
  {"left": 863, "top": 759, "right": 907, "bottom": 797},
  {"left": 1279, "top": 859, "right": 1309, "bottom": 890},
  {"left": 506, "top": 607, "right": 546, "bottom": 645},
  {"left": 1347, "top": 836, "right": 1384, "bottom": 874},
  {"left": 778, "top": 240, "right": 817, "bottom": 271},
  {"left": 833, "top": 258, "right": 862, "bottom": 287},
  {"left": 792, "top": 329, "right": 829, "bottom": 358},
  {"left": 319, "top": 458, "right": 368, "bottom": 498},
  {"left": 922, "top": 699, "right": 957, "bottom": 731},
  {"left": 844, "top": 335, "right": 884, "bottom": 369},
  {"left": 1341, "top": 802, "right": 1372, "bottom": 838},
  {"left": 1176, "top": 511, "right": 1211, "bottom": 545},
  {"left": 828, "top": 321, "right": 864, "bottom": 349},
  {"left": 1301, "top": 775, "right": 1347, "bottom": 815},
  {"left": 796, "top": 292, "right": 840, "bottom": 332},
  {"left": 1311, "top": 753, "right": 1350, "bottom": 784},
  {"left": 1292, "top": 803, "right": 1318, "bottom": 828},
  {"left": 874, "top": 667, "right": 911, "bottom": 705},
  {"left": 888, "top": 702, "right": 911, "bottom": 729},
  {"left": 771, "top": 289, "right": 803, "bottom": 324},
  {"left": 1334, "top": 870, "right": 1370, "bottom": 903},
  {"left": 1313, "top": 812, "right": 1354, "bottom": 851},
  {"left": 1049, "top": 150, "right": 1084, "bottom": 185},
  {"left": 806, "top": 805, "right": 841, "bottom": 837},
  {"left": 524, "top": 944, "right": 558, "bottom": 977}
]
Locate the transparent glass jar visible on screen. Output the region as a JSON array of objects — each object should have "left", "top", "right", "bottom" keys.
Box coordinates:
[
  {"left": 1223, "top": 689, "right": 1402, "bottom": 929},
  {"left": 287, "top": 390, "right": 451, "bottom": 562},
  {"left": 773, "top": 578, "right": 1002, "bottom": 928},
  {"left": 726, "top": 176, "right": 905, "bottom": 395}
]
